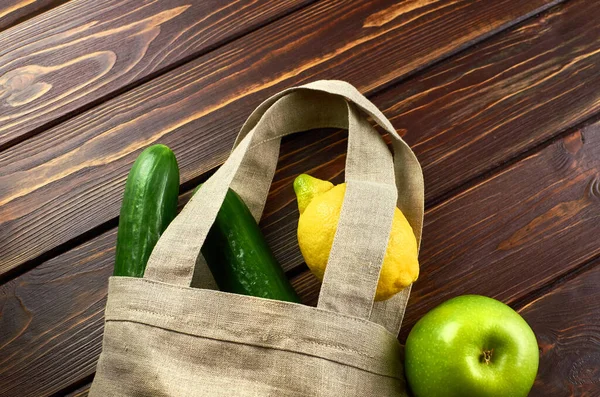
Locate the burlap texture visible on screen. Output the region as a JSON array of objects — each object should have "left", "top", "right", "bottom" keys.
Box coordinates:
[{"left": 90, "top": 80, "right": 424, "bottom": 396}]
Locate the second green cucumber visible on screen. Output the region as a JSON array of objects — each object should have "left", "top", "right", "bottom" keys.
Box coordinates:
[{"left": 197, "top": 186, "right": 300, "bottom": 303}]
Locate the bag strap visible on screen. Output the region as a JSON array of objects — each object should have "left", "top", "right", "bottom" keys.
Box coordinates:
[{"left": 143, "top": 81, "right": 424, "bottom": 336}]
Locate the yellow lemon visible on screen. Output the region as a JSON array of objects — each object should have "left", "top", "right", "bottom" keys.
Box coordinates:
[{"left": 294, "top": 174, "right": 419, "bottom": 301}]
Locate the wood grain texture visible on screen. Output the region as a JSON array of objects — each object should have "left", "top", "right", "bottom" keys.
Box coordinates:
[
  {"left": 522, "top": 263, "right": 600, "bottom": 396},
  {"left": 0, "top": 0, "right": 315, "bottom": 148},
  {"left": 2, "top": 122, "right": 598, "bottom": 397},
  {"left": 0, "top": 0, "right": 564, "bottom": 277},
  {"left": 0, "top": 231, "right": 114, "bottom": 396},
  {"left": 0, "top": 0, "right": 67, "bottom": 32}
]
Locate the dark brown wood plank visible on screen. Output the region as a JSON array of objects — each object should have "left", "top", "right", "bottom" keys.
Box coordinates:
[
  {"left": 0, "top": 0, "right": 315, "bottom": 148},
  {"left": 2, "top": 120, "right": 598, "bottom": 397},
  {"left": 0, "top": 0, "right": 564, "bottom": 277},
  {"left": 521, "top": 262, "right": 600, "bottom": 396},
  {"left": 0, "top": 0, "right": 67, "bottom": 32},
  {"left": 0, "top": 231, "right": 114, "bottom": 396},
  {"left": 290, "top": 126, "right": 600, "bottom": 343}
]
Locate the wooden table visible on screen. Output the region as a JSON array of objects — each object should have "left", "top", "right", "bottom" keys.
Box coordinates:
[{"left": 0, "top": 1, "right": 598, "bottom": 395}]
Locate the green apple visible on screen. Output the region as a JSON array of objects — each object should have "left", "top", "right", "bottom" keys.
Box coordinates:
[{"left": 405, "top": 295, "right": 538, "bottom": 397}]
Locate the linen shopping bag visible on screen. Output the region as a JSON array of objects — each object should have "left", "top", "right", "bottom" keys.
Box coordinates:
[{"left": 90, "top": 80, "right": 424, "bottom": 396}]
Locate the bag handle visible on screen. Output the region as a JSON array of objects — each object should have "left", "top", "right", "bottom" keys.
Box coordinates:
[{"left": 143, "top": 81, "right": 424, "bottom": 335}]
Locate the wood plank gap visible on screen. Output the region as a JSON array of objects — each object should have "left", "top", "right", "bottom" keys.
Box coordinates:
[
  {"left": 362, "top": 0, "right": 569, "bottom": 108},
  {"left": 51, "top": 374, "right": 93, "bottom": 397},
  {"left": 0, "top": 217, "right": 119, "bottom": 286},
  {"left": 510, "top": 254, "right": 600, "bottom": 312},
  {"left": 426, "top": 109, "right": 600, "bottom": 211},
  {"left": 0, "top": 0, "right": 321, "bottom": 153},
  {"left": 0, "top": 0, "right": 69, "bottom": 33},
  {"left": 284, "top": 262, "right": 310, "bottom": 279},
  {"left": 0, "top": 166, "right": 220, "bottom": 285}
]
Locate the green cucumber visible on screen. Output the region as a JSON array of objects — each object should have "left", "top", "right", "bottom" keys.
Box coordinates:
[
  {"left": 196, "top": 185, "right": 300, "bottom": 303},
  {"left": 114, "top": 145, "right": 180, "bottom": 277}
]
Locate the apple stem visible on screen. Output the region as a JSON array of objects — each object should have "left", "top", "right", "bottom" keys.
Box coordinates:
[{"left": 481, "top": 348, "right": 494, "bottom": 365}]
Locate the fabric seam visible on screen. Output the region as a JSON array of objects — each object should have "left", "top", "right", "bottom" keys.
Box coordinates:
[{"left": 105, "top": 318, "right": 403, "bottom": 381}]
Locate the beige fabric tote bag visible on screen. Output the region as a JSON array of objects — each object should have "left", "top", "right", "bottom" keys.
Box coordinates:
[{"left": 90, "top": 80, "right": 424, "bottom": 396}]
